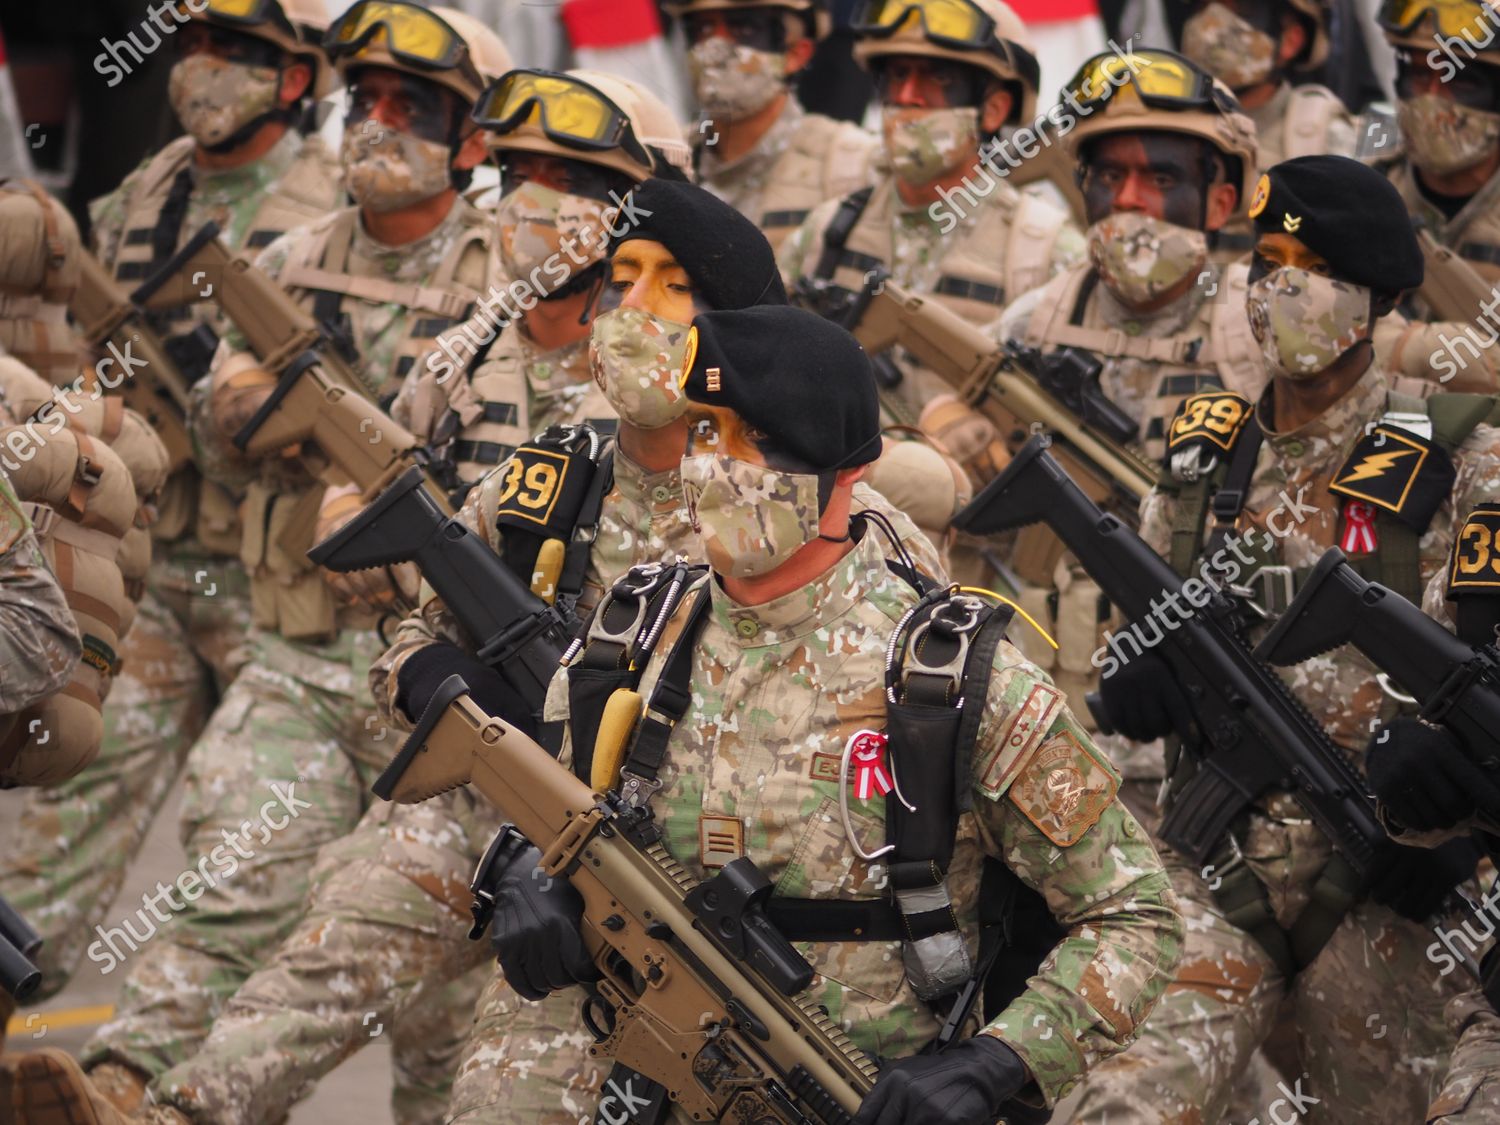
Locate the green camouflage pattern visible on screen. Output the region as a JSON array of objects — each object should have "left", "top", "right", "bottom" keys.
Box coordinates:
[
  {"left": 0, "top": 472, "right": 79, "bottom": 713},
  {"left": 1248, "top": 266, "right": 1373, "bottom": 380},
  {"left": 883, "top": 106, "right": 980, "bottom": 185},
  {"left": 1181, "top": 1, "right": 1277, "bottom": 92},
  {"left": 340, "top": 123, "right": 453, "bottom": 214},
  {"left": 1087, "top": 212, "right": 1210, "bottom": 309},
  {"left": 680, "top": 453, "right": 824, "bottom": 578},
  {"left": 495, "top": 181, "right": 610, "bottom": 296},
  {"left": 589, "top": 306, "right": 693, "bottom": 430},
  {"left": 688, "top": 36, "right": 786, "bottom": 121},
  {"left": 1398, "top": 95, "right": 1500, "bottom": 179},
  {"left": 166, "top": 55, "right": 281, "bottom": 149},
  {"left": 1428, "top": 989, "right": 1500, "bottom": 1122}
]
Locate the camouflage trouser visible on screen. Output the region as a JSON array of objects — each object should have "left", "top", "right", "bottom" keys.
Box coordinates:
[
  {"left": 0, "top": 545, "right": 250, "bottom": 999},
  {"left": 147, "top": 788, "right": 501, "bottom": 1125},
  {"left": 1068, "top": 851, "right": 1466, "bottom": 1124},
  {"left": 1428, "top": 990, "right": 1500, "bottom": 1122},
  {"left": 80, "top": 626, "right": 474, "bottom": 1121}
]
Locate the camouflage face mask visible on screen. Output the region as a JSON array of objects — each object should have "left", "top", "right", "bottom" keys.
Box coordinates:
[
  {"left": 681, "top": 453, "right": 823, "bottom": 579},
  {"left": 168, "top": 55, "right": 281, "bottom": 148},
  {"left": 340, "top": 121, "right": 453, "bottom": 214},
  {"left": 590, "top": 306, "right": 692, "bottom": 429},
  {"left": 1087, "top": 212, "right": 1209, "bottom": 309},
  {"left": 1247, "top": 266, "right": 1372, "bottom": 381},
  {"left": 883, "top": 107, "right": 979, "bottom": 185},
  {"left": 1398, "top": 94, "right": 1500, "bottom": 177},
  {"left": 495, "top": 181, "right": 612, "bottom": 295},
  {"left": 1181, "top": 2, "right": 1277, "bottom": 92},
  {"left": 688, "top": 37, "right": 787, "bottom": 121}
]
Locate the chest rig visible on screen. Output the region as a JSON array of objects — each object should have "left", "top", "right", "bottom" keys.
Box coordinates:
[{"left": 742, "top": 112, "right": 878, "bottom": 252}]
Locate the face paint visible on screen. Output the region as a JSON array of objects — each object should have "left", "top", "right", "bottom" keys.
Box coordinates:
[
  {"left": 1398, "top": 94, "right": 1500, "bottom": 177},
  {"left": 681, "top": 453, "right": 825, "bottom": 579},
  {"left": 1181, "top": 2, "right": 1278, "bottom": 91},
  {"left": 589, "top": 307, "right": 692, "bottom": 429},
  {"left": 1081, "top": 133, "right": 1218, "bottom": 229},
  {"left": 168, "top": 54, "right": 281, "bottom": 147},
  {"left": 495, "top": 181, "right": 612, "bottom": 295},
  {"left": 340, "top": 122, "right": 453, "bottom": 213},
  {"left": 1087, "top": 212, "right": 1209, "bottom": 308},
  {"left": 1247, "top": 266, "right": 1373, "bottom": 380},
  {"left": 688, "top": 36, "right": 787, "bottom": 121},
  {"left": 882, "top": 106, "right": 979, "bottom": 184}
]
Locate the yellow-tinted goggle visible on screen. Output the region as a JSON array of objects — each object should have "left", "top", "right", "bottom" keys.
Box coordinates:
[
  {"left": 1379, "top": 0, "right": 1500, "bottom": 39},
  {"left": 172, "top": 0, "right": 297, "bottom": 36},
  {"left": 853, "top": 0, "right": 992, "bottom": 45},
  {"left": 474, "top": 70, "right": 652, "bottom": 167},
  {"left": 325, "top": 1, "right": 467, "bottom": 70},
  {"left": 1063, "top": 48, "right": 1218, "bottom": 112}
]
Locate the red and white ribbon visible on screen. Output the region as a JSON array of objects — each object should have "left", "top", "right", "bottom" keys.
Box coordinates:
[
  {"left": 847, "top": 730, "right": 893, "bottom": 801},
  {"left": 1341, "top": 500, "right": 1379, "bottom": 555}
]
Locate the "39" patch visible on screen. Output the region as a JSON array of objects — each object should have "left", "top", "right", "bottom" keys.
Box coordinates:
[
  {"left": 1167, "top": 390, "right": 1252, "bottom": 453},
  {"left": 1449, "top": 503, "right": 1500, "bottom": 596}
]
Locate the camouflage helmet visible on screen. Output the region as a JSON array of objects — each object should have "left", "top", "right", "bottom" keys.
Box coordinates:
[
  {"left": 1380, "top": 0, "right": 1500, "bottom": 68},
  {"left": 852, "top": 0, "right": 1040, "bottom": 126},
  {"left": 326, "top": 2, "right": 514, "bottom": 108},
  {"left": 1065, "top": 48, "right": 1259, "bottom": 208},
  {"left": 660, "top": 0, "right": 833, "bottom": 41},
  {"left": 482, "top": 69, "right": 691, "bottom": 183},
  {"left": 180, "top": 0, "right": 335, "bottom": 98},
  {"left": 0, "top": 180, "right": 83, "bottom": 384}
]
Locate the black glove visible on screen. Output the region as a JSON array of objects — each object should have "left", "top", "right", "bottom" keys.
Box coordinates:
[
  {"left": 851, "top": 1035, "right": 1029, "bottom": 1125},
  {"left": 1096, "top": 647, "right": 1194, "bottom": 743},
  {"left": 1367, "top": 837, "right": 1483, "bottom": 921},
  {"left": 395, "top": 642, "right": 526, "bottom": 726},
  {"left": 1366, "top": 717, "right": 1500, "bottom": 832},
  {"left": 489, "top": 834, "right": 598, "bottom": 1001}
]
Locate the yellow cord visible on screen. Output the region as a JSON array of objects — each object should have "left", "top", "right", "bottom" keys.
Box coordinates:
[{"left": 957, "top": 585, "right": 1059, "bottom": 650}]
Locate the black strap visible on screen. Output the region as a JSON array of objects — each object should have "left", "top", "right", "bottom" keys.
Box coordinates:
[
  {"left": 451, "top": 439, "right": 516, "bottom": 467},
  {"left": 1206, "top": 414, "right": 1265, "bottom": 558},
  {"left": 764, "top": 897, "right": 909, "bottom": 942},
  {"left": 618, "top": 588, "right": 713, "bottom": 787},
  {"left": 762, "top": 207, "right": 810, "bottom": 230},
  {"left": 811, "top": 186, "right": 875, "bottom": 283},
  {"left": 149, "top": 167, "right": 194, "bottom": 276},
  {"left": 558, "top": 448, "right": 615, "bottom": 608},
  {"left": 1069, "top": 271, "right": 1100, "bottom": 326},
  {"left": 933, "top": 277, "right": 1005, "bottom": 306},
  {"left": 1457, "top": 241, "right": 1500, "bottom": 267}
]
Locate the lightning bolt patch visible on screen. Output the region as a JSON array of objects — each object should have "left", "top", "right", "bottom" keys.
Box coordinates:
[
  {"left": 1330, "top": 422, "right": 1450, "bottom": 521},
  {"left": 1340, "top": 447, "right": 1416, "bottom": 483}
]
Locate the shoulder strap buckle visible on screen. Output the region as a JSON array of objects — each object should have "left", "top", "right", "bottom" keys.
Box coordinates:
[{"left": 1227, "top": 564, "right": 1294, "bottom": 620}]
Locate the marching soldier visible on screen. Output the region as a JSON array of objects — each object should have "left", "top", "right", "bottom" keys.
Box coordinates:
[
  {"left": 0, "top": 0, "right": 341, "bottom": 1010},
  {"left": 666, "top": 0, "right": 881, "bottom": 250},
  {"left": 1071, "top": 154, "right": 1500, "bottom": 1123}
]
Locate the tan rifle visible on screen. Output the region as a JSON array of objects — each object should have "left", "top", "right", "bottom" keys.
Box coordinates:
[{"left": 1415, "top": 226, "right": 1498, "bottom": 325}]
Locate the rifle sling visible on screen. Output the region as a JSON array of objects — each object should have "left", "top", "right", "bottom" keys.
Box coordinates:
[{"left": 811, "top": 186, "right": 875, "bottom": 285}]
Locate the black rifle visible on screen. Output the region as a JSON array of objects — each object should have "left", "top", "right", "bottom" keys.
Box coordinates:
[
  {"left": 0, "top": 893, "right": 42, "bottom": 1001},
  {"left": 307, "top": 466, "right": 572, "bottom": 718},
  {"left": 953, "top": 436, "right": 1387, "bottom": 878},
  {"left": 1256, "top": 548, "right": 1500, "bottom": 767}
]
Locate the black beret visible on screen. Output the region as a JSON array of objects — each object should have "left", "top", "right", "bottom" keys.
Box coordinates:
[
  {"left": 682, "top": 306, "right": 882, "bottom": 471},
  {"left": 608, "top": 179, "right": 788, "bottom": 310},
  {"left": 1249, "top": 155, "right": 1423, "bottom": 292}
]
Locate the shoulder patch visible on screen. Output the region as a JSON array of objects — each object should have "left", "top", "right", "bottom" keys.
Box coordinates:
[
  {"left": 1329, "top": 423, "right": 1456, "bottom": 531},
  {"left": 976, "top": 679, "right": 1062, "bottom": 800},
  {"left": 1449, "top": 502, "right": 1500, "bottom": 597},
  {"left": 1166, "top": 390, "right": 1251, "bottom": 457},
  {"left": 1006, "top": 728, "right": 1119, "bottom": 847}
]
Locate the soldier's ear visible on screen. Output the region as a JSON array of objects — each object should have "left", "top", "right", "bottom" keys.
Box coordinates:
[
  {"left": 1277, "top": 11, "right": 1308, "bottom": 68},
  {"left": 980, "top": 84, "right": 1013, "bottom": 134},
  {"left": 835, "top": 465, "right": 868, "bottom": 487},
  {"left": 1203, "top": 180, "right": 1239, "bottom": 233},
  {"left": 452, "top": 126, "right": 490, "bottom": 172},
  {"left": 783, "top": 34, "right": 816, "bottom": 76},
  {"left": 278, "top": 61, "right": 313, "bottom": 107}
]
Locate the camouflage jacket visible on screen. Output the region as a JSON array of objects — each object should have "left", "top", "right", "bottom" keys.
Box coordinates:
[
  {"left": 0, "top": 470, "right": 80, "bottom": 715},
  {"left": 540, "top": 531, "right": 1181, "bottom": 1106},
  {"left": 1138, "top": 365, "right": 1500, "bottom": 920}
]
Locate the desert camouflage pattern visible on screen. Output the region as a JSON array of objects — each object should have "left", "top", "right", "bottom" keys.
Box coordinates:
[
  {"left": 166, "top": 55, "right": 281, "bottom": 149},
  {"left": 1181, "top": 1, "right": 1277, "bottom": 92},
  {"left": 1063, "top": 367, "right": 1500, "bottom": 1122},
  {"left": 688, "top": 36, "right": 786, "bottom": 121},
  {"left": 340, "top": 123, "right": 453, "bottom": 214},
  {"left": 696, "top": 95, "right": 805, "bottom": 217},
  {"left": 1398, "top": 96, "right": 1500, "bottom": 179},
  {"left": 680, "top": 454, "right": 824, "bottom": 578},
  {"left": 1248, "top": 267, "right": 1374, "bottom": 380},
  {"left": 494, "top": 181, "right": 611, "bottom": 295},
  {"left": 1087, "top": 212, "right": 1210, "bottom": 310},
  {"left": 0, "top": 471, "right": 80, "bottom": 714},
  {"left": 462, "top": 530, "right": 1180, "bottom": 1119},
  {"left": 589, "top": 306, "right": 692, "bottom": 429},
  {"left": 1428, "top": 989, "right": 1500, "bottom": 1122},
  {"left": 882, "top": 106, "right": 979, "bottom": 185}
]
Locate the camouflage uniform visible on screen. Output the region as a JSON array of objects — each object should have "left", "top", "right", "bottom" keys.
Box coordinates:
[
  {"left": 1066, "top": 366, "right": 1500, "bottom": 1122},
  {"left": 0, "top": 130, "right": 337, "bottom": 999},
  {"left": 0, "top": 469, "right": 81, "bottom": 714},
  {"left": 78, "top": 197, "right": 493, "bottom": 1124},
  {"left": 449, "top": 529, "right": 1182, "bottom": 1123}
]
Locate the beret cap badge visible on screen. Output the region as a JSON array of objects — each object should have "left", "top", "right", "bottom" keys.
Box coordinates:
[{"left": 1248, "top": 173, "right": 1270, "bottom": 219}]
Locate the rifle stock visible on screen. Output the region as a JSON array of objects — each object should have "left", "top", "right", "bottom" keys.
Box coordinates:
[
  {"left": 849, "top": 278, "right": 1158, "bottom": 506},
  {"left": 374, "top": 677, "right": 877, "bottom": 1124},
  {"left": 1416, "top": 227, "right": 1497, "bottom": 325}
]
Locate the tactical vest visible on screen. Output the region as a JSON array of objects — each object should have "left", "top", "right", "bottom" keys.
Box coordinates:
[
  {"left": 0, "top": 180, "right": 81, "bottom": 384},
  {"left": 752, "top": 113, "right": 880, "bottom": 251},
  {"left": 1022, "top": 263, "right": 1266, "bottom": 460},
  {"left": 1394, "top": 157, "right": 1500, "bottom": 286}
]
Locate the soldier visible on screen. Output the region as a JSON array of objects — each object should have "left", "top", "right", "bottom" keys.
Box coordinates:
[
  {"left": 30, "top": 5, "right": 513, "bottom": 1121},
  {"left": 458, "top": 302, "right": 1181, "bottom": 1123},
  {"left": 665, "top": 0, "right": 881, "bottom": 250},
  {"left": 1067, "top": 154, "right": 1499, "bottom": 1123},
  {"left": 1177, "top": 0, "right": 1357, "bottom": 258},
  {"left": 0, "top": 0, "right": 341, "bottom": 1004}
]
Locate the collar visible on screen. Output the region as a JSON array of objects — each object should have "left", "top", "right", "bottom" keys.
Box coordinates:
[
  {"left": 698, "top": 98, "right": 803, "bottom": 180},
  {"left": 1400, "top": 156, "right": 1500, "bottom": 241},
  {"left": 518, "top": 328, "right": 591, "bottom": 389},
  {"left": 189, "top": 129, "right": 300, "bottom": 200},
  {"left": 352, "top": 195, "right": 473, "bottom": 281},
  {"left": 612, "top": 443, "right": 682, "bottom": 515},
  {"left": 711, "top": 528, "right": 885, "bottom": 649},
  {"left": 1257, "top": 365, "right": 1390, "bottom": 468}
]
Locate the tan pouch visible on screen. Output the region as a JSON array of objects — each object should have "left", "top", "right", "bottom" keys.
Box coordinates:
[
  {"left": 153, "top": 470, "right": 197, "bottom": 542},
  {"left": 1011, "top": 524, "right": 1068, "bottom": 588},
  {"left": 196, "top": 479, "right": 242, "bottom": 557},
  {"left": 243, "top": 482, "right": 336, "bottom": 641}
]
